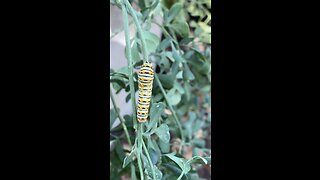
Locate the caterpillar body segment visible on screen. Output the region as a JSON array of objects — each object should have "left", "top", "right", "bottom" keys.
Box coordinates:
[{"left": 137, "top": 62, "right": 154, "bottom": 123}]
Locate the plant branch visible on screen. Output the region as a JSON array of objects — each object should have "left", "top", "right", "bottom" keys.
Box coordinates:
[
  {"left": 136, "top": 123, "right": 145, "bottom": 180},
  {"left": 142, "top": 139, "right": 156, "bottom": 179},
  {"left": 124, "top": 0, "right": 149, "bottom": 63},
  {"left": 121, "top": 0, "right": 138, "bottom": 130},
  {"left": 110, "top": 86, "right": 132, "bottom": 147}
]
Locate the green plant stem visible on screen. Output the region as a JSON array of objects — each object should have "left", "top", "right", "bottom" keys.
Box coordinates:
[
  {"left": 144, "top": 0, "right": 150, "bottom": 7},
  {"left": 124, "top": 0, "right": 149, "bottom": 63},
  {"left": 142, "top": 138, "right": 156, "bottom": 179},
  {"left": 177, "top": 172, "right": 184, "bottom": 180},
  {"left": 130, "top": 163, "right": 137, "bottom": 180},
  {"left": 110, "top": 86, "right": 132, "bottom": 147},
  {"left": 154, "top": 74, "right": 185, "bottom": 153},
  {"left": 121, "top": 0, "right": 138, "bottom": 130},
  {"left": 136, "top": 123, "right": 145, "bottom": 180},
  {"left": 121, "top": 2, "right": 140, "bottom": 179}
]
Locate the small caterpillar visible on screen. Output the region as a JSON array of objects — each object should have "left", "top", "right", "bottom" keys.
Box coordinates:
[{"left": 137, "top": 62, "right": 154, "bottom": 123}]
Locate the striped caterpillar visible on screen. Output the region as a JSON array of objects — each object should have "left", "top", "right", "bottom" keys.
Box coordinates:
[{"left": 137, "top": 62, "right": 154, "bottom": 122}]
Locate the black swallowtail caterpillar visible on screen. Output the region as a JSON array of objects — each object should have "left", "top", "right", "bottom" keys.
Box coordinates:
[{"left": 137, "top": 62, "right": 154, "bottom": 123}]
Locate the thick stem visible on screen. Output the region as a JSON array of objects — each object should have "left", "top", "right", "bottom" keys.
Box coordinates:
[
  {"left": 124, "top": 0, "right": 149, "bottom": 63},
  {"left": 121, "top": 0, "right": 138, "bottom": 130},
  {"left": 136, "top": 123, "right": 145, "bottom": 180}
]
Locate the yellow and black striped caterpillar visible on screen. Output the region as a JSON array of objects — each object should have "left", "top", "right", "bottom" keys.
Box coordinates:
[{"left": 137, "top": 62, "right": 154, "bottom": 122}]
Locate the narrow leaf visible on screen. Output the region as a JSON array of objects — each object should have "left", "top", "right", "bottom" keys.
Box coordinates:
[{"left": 165, "top": 3, "right": 183, "bottom": 24}]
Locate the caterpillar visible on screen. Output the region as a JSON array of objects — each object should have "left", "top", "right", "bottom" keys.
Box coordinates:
[{"left": 137, "top": 62, "right": 154, "bottom": 123}]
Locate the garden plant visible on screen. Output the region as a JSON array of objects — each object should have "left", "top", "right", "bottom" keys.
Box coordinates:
[{"left": 110, "top": 0, "right": 211, "bottom": 179}]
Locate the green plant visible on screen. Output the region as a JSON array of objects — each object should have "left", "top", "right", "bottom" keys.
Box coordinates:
[{"left": 110, "top": 0, "right": 211, "bottom": 179}]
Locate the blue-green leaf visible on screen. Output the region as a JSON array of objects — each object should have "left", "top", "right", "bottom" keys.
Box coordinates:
[
  {"left": 170, "top": 21, "right": 190, "bottom": 38},
  {"left": 147, "top": 102, "right": 165, "bottom": 132},
  {"left": 123, "top": 150, "right": 135, "bottom": 168},
  {"left": 187, "top": 156, "right": 208, "bottom": 165},
  {"left": 167, "top": 89, "right": 181, "bottom": 106},
  {"left": 155, "top": 124, "right": 170, "bottom": 143},
  {"left": 110, "top": 108, "right": 117, "bottom": 130},
  {"left": 165, "top": 3, "right": 183, "bottom": 24}
]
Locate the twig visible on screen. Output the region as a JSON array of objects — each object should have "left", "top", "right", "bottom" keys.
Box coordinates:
[
  {"left": 110, "top": 86, "right": 132, "bottom": 146},
  {"left": 121, "top": 0, "right": 138, "bottom": 130},
  {"left": 124, "top": 0, "right": 149, "bottom": 63}
]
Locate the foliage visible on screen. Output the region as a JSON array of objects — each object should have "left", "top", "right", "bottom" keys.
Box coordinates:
[{"left": 110, "top": 0, "right": 211, "bottom": 179}]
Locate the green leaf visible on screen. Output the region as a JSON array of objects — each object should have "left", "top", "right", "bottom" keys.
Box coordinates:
[
  {"left": 125, "top": 38, "right": 141, "bottom": 63},
  {"left": 110, "top": 71, "right": 129, "bottom": 79},
  {"left": 183, "top": 83, "right": 191, "bottom": 101},
  {"left": 164, "top": 153, "right": 191, "bottom": 180},
  {"left": 163, "top": 163, "right": 182, "bottom": 177},
  {"left": 125, "top": 93, "right": 131, "bottom": 103},
  {"left": 149, "top": 138, "right": 162, "bottom": 157},
  {"left": 125, "top": 84, "right": 130, "bottom": 92},
  {"left": 134, "top": 59, "right": 144, "bottom": 68},
  {"left": 153, "top": 165, "right": 163, "bottom": 180},
  {"left": 115, "top": 140, "right": 126, "bottom": 162},
  {"left": 163, "top": 51, "right": 175, "bottom": 62},
  {"left": 149, "top": 148, "right": 159, "bottom": 165},
  {"left": 158, "top": 139, "right": 170, "bottom": 153},
  {"left": 179, "top": 37, "right": 194, "bottom": 45},
  {"left": 157, "top": 73, "right": 175, "bottom": 89},
  {"left": 204, "top": 157, "right": 211, "bottom": 164},
  {"left": 170, "top": 21, "right": 190, "bottom": 38},
  {"left": 176, "top": 71, "right": 183, "bottom": 79},
  {"left": 159, "top": 53, "right": 171, "bottom": 70},
  {"left": 145, "top": 39, "right": 158, "bottom": 55},
  {"left": 123, "top": 150, "right": 135, "bottom": 168},
  {"left": 187, "top": 156, "right": 208, "bottom": 165},
  {"left": 155, "top": 124, "right": 170, "bottom": 143},
  {"left": 163, "top": 152, "right": 185, "bottom": 170},
  {"left": 141, "top": 154, "right": 152, "bottom": 178},
  {"left": 183, "top": 63, "right": 195, "bottom": 80},
  {"left": 153, "top": 93, "right": 164, "bottom": 102},
  {"left": 191, "top": 138, "right": 206, "bottom": 148},
  {"left": 124, "top": 114, "right": 133, "bottom": 128},
  {"left": 117, "top": 66, "right": 129, "bottom": 75},
  {"left": 199, "top": 33, "right": 211, "bottom": 44},
  {"left": 110, "top": 140, "right": 116, "bottom": 152},
  {"left": 198, "top": 22, "right": 211, "bottom": 33},
  {"left": 110, "top": 78, "right": 126, "bottom": 89},
  {"left": 167, "top": 88, "right": 181, "bottom": 106},
  {"left": 158, "top": 37, "right": 171, "bottom": 51},
  {"left": 172, "top": 47, "right": 185, "bottom": 63},
  {"left": 110, "top": 108, "right": 117, "bottom": 130},
  {"left": 183, "top": 111, "right": 197, "bottom": 140},
  {"left": 141, "top": 30, "right": 160, "bottom": 55},
  {"left": 174, "top": 82, "right": 185, "bottom": 94},
  {"left": 147, "top": 102, "right": 165, "bottom": 132},
  {"left": 202, "top": 85, "right": 210, "bottom": 92},
  {"left": 165, "top": 3, "right": 183, "bottom": 24},
  {"left": 190, "top": 47, "right": 207, "bottom": 62},
  {"left": 149, "top": 0, "right": 160, "bottom": 10}
]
